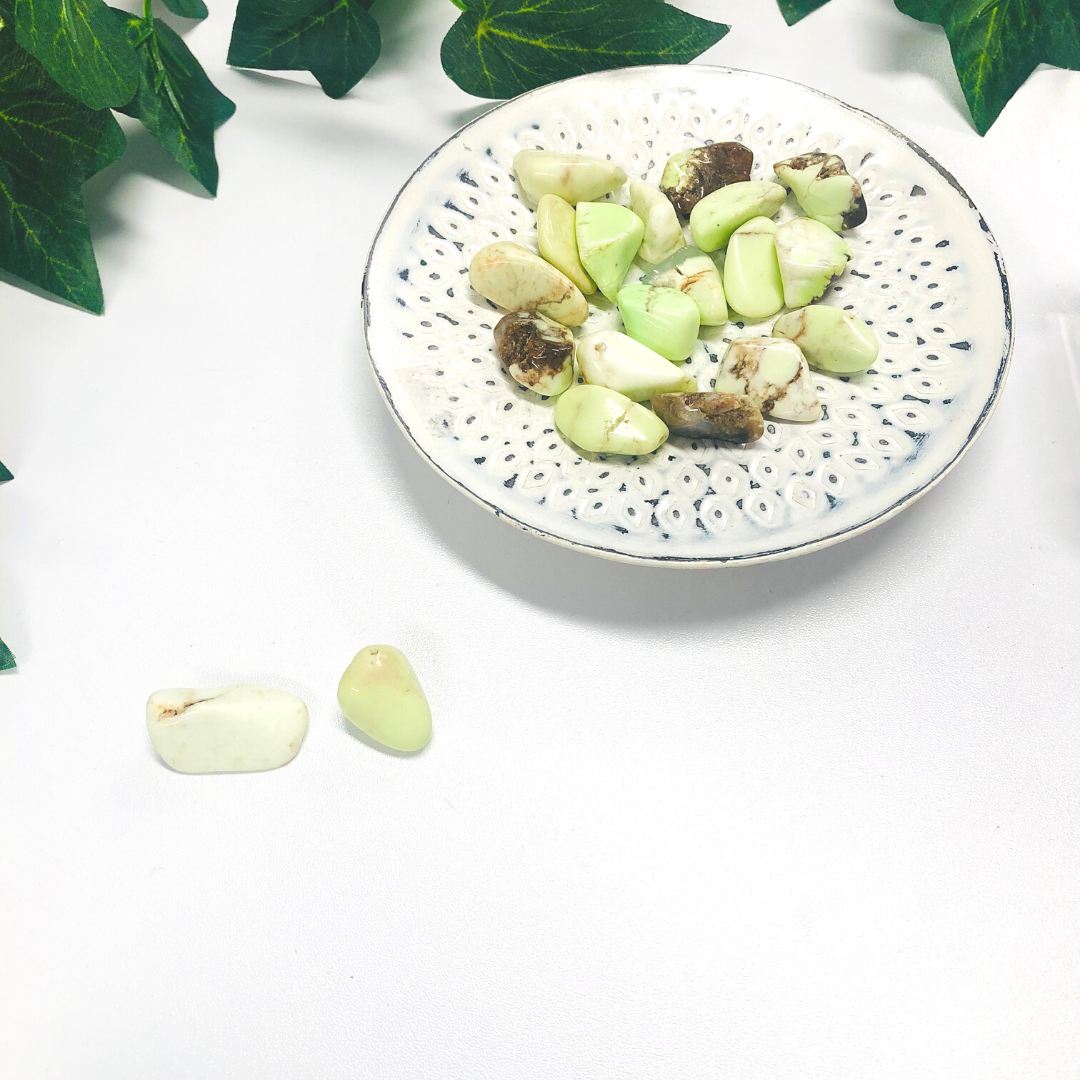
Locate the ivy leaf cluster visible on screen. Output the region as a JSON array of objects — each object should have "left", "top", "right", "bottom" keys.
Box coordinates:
[
  {"left": 0, "top": 0, "right": 730, "bottom": 315},
  {"left": 0, "top": 0, "right": 232, "bottom": 313},
  {"left": 777, "top": 0, "right": 1080, "bottom": 136}
]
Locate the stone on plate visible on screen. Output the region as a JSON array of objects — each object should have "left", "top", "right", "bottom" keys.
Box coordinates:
[
  {"left": 772, "top": 305, "right": 879, "bottom": 373},
  {"left": 576, "top": 329, "right": 697, "bottom": 401},
  {"left": 774, "top": 217, "right": 853, "bottom": 309},
  {"left": 723, "top": 216, "right": 784, "bottom": 321},
  {"left": 714, "top": 336, "right": 821, "bottom": 421},
  {"left": 575, "top": 202, "right": 645, "bottom": 302},
  {"left": 513, "top": 149, "right": 627, "bottom": 205},
  {"left": 645, "top": 246, "right": 728, "bottom": 325},
  {"left": 146, "top": 684, "right": 308, "bottom": 773},
  {"left": 616, "top": 284, "right": 700, "bottom": 363},
  {"left": 493, "top": 310, "right": 575, "bottom": 395},
  {"left": 660, "top": 143, "right": 754, "bottom": 215},
  {"left": 536, "top": 193, "right": 595, "bottom": 295},
  {"left": 774, "top": 153, "right": 867, "bottom": 232},
  {"left": 629, "top": 180, "right": 685, "bottom": 264},
  {"left": 650, "top": 392, "right": 764, "bottom": 442},
  {"left": 469, "top": 241, "right": 588, "bottom": 326},
  {"left": 689, "top": 181, "right": 787, "bottom": 253},
  {"left": 554, "top": 384, "right": 669, "bottom": 455}
]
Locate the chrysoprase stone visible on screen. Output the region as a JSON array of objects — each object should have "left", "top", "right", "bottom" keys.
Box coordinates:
[
  {"left": 146, "top": 684, "right": 308, "bottom": 773},
  {"left": 660, "top": 143, "right": 754, "bottom": 215},
  {"left": 513, "top": 150, "right": 627, "bottom": 206},
  {"left": 338, "top": 645, "right": 432, "bottom": 753},
  {"left": 536, "top": 194, "right": 595, "bottom": 295},
  {"left": 616, "top": 284, "right": 700, "bottom": 362},
  {"left": 650, "top": 392, "right": 764, "bottom": 443},
  {"left": 772, "top": 305, "right": 879, "bottom": 373},
  {"left": 646, "top": 246, "right": 728, "bottom": 325},
  {"left": 554, "top": 384, "right": 669, "bottom": 455},
  {"left": 714, "top": 337, "right": 821, "bottom": 422},
  {"left": 773, "top": 153, "right": 867, "bottom": 232},
  {"left": 576, "top": 329, "right": 697, "bottom": 401},
  {"left": 469, "top": 242, "right": 588, "bottom": 326},
  {"left": 493, "top": 310, "right": 575, "bottom": 395},
  {"left": 689, "top": 181, "right": 786, "bottom": 253},
  {"left": 575, "top": 202, "right": 644, "bottom": 302},
  {"left": 774, "top": 217, "right": 853, "bottom": 308},
  {"left": 629, "top": 181, "right": 684, "bottom": 264},
  {"left": 723, "top": 216, "right": 784, "bottom": 321}
]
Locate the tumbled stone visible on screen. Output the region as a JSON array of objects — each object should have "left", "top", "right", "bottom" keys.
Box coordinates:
[
  {"left": 774, "top": 153, "right": 867, "bottom": 232},
  {"left": 616, "top": 284, "right": 700, "bottom": 362},
  {"left": 660, "top": 143, "right": 754, "bottom": 215},
  {"left": 723, "top": 216, "right": 784, "bottom": 321},
  {"left": 629, "top": 180, "right": 684, "bottom": 264},
  {"left": 576, "top": 329, "right": 696, "bottom": 401},
  {"left": 494, "top": 311, "right": 575, "bottom": 395},
  {"left": 513, "top": 150, "right": 627, "bottom": 205},
  {"left": 772, "top": 305, "right": 879, "bottom": 373},
  {"left": 646, "top": 246, "right": 728, "bottom": 325},
  {"left": 554, "top": 384, "right": 669, "bottom": 455},
  {"left": 338, "top": 645, "right": 432, "bottom": 753},
  {"left": 714, "top": 336, "right": 821, "bottom": 422},
  {"left": 689, "top": 181, "right": 786, "bottom": 253},
  {"left": 146, "top": 684, "right": 308, "bottom": 773},
  {"left": 651, "top": 392, "right": 764, "bottom": 442},
  {"left": 469, "top": 241, "right": 588, "bottom": 326},
  {"left": 536, "top": 193, "right": 595, "bottom": 295},
  {"left": 774, "top": 217, "right": 853, "bottom": 308},
  {"left": 575, "top": 202, "right": 645, "bottom": 302}
]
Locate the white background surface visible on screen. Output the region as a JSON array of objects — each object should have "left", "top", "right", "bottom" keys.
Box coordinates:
[{"left": 1, "top": 1, "right": 1078, "bottom": 1077}]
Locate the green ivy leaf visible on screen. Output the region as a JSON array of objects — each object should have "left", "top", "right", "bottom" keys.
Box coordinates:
[
  {"left": 113, "top": 9, "right": 235, "bottom": 195},
  {"left": 442, "top": 0, "right": 730, "bottom": 99},
  {"left": 777, "top": 0, "right": 831, "bottom": 24},
  {"left": 161, "top": 0, "right": 209, "bottom": 19},
  {"left": 0, "top": 460, "right": 11, "bottom": 481},
  {"left": 227, "top": 0, "right": 380, "bottom": 99},
  {"left": 895, "top": 0, "right": 1080, "bottom": 133},
  {"left": 12, "top": 0, "right": 138, "bottom": 109},
  {"left": 0, "top": 637, "right": 14, "bottom": 670},
  {"left": 0, "top": 26, "right": 126, "bottom": 312}
]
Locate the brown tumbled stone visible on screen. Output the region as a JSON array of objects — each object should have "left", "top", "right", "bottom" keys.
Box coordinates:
[{"left": 650, "top": 392, "right": 765, "bottom": 443}]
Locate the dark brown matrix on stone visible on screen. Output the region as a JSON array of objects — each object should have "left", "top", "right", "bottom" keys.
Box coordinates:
[
  {"left": 662, "top": 142, "right": 754, "bottom": 215},
  {"left": 651, "top": 392, "right": 764, "bottom": 442}
]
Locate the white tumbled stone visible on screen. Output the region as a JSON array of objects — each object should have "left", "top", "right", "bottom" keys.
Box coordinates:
[
  {"left": 714, "top": 337, "right": 821, "bottom": 422},
  {"left": 146, "top": 684, "right": 308, "bottom": 774}
]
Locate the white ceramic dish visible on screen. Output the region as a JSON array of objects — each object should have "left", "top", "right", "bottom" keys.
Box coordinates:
[{"left": 363, "top": 66, "right": 1012, "bottom": 566}]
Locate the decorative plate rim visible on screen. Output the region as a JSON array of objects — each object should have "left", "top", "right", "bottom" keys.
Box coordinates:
[{"left": 362, "top": 64, "right": 1014, "bottom": 568}]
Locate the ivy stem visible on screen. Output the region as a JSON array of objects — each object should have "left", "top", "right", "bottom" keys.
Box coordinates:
[
  {"left": 448, "top": 0, "right": 468, "bottom": 9},
  {"left": 143, "top": 0, "right": 153, "bottom": 21}
]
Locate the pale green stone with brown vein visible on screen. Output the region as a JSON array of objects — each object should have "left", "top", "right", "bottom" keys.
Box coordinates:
[
  {"left": 555, "top": 384, "right": 669, "bottom": 455},
  {"left": 772, "top": 305, "right": 879, "bottom": 373}
]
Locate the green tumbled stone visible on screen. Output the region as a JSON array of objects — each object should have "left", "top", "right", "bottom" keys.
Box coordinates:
[
  {"left": 645, "top": 246, "right": 728, "bottom": 325},
  {"left": 689, "top": 181, "right": 786, "bottom": 252},
  {"left": 575, "top": 202, "right": 645, "bottom": 302},
  {"left": 554, "top": 384, "right": 669, "bottom": 456},
  {"left": 723, "top": 216, "right": 784, "bottom": 321},
  {"left": 772, "top": 305, "right": 879, "bottom": 373},
  {"left": 617, "top": 284, "right": 700, "bottom": 362}
]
